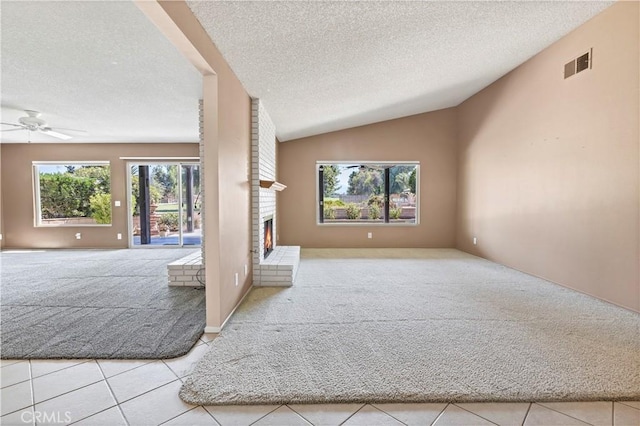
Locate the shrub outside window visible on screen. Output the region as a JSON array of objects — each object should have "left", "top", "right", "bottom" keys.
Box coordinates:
[
  {"left": 33, "top": 162, "right": 111, "bottom": 226},
  {"left": 318, "top": 162, "right": 419, "bottom": 225}
]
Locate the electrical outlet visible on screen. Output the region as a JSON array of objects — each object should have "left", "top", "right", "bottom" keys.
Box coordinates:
[
  {"left": 367, "top": 232, "right": 372, "bottom": 239},
  {"left": 473, "top": 237, "right": 477, "bottom": 245},
  {"left": 114, "top": 200, "right": 121, "bottom": 207},
  {"left": 244, "top": 264, "right": 248, "bottom": 276},
  {"left": 117, "top": 233, "right": 122, "bottom": 240},
  {"left": 234, "top": 272, "right": 239, "bottom": 286},
  {"left": 75, "top": 233, "right": 82, "bottom": 240}
]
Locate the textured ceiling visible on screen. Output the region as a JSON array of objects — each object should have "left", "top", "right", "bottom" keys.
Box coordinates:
[
  {"left": 1, "top": 1, "right": 202, "bottom": 143},
  {"left": 187, "top": 1, "right": 612, "bottom": 141},
  {"left": 0, "top": 1, "right": 613, "bottom": 144}
]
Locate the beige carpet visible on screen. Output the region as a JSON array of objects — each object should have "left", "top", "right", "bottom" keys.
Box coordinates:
[{"left": 180, "top": 249, "right": 640, "bottom": 405}]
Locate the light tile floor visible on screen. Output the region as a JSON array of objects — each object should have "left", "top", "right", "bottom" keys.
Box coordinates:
[{"left": 1, "top": 335, "right": 639, "bottom": 426}]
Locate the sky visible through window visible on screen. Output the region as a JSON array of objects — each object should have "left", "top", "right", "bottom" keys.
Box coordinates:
[
  {"left": 335, "top": 165, "right": 352, "bottom": 195},
  {"left": 39, "top": 165, "right": 68, "bottom": 174}
]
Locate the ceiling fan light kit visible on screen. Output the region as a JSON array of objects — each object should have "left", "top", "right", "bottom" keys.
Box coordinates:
[{"left": 19, "top": 110, "right": 47, "bottom": 129}]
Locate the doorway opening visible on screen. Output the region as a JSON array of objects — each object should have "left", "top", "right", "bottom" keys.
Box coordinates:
[{"left": 128, "top": 162, "right": 201, "bottom": 247}]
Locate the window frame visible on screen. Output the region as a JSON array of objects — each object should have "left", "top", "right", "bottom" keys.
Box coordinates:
[
  {"left": 33, "top": 161, "right": 112, "bottom": 227},
  {"left": 316, "top": 160, "right": 420, "bottom": 227}
]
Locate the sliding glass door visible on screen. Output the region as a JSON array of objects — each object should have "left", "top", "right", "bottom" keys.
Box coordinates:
[
  {"left": 129, "top": 162, "right": 201, "bottom": 247},
  {"left": 180, "top": 165, "right": 201, "bottom": 246}
]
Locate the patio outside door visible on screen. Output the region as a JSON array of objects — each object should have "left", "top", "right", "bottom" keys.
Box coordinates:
[{"left": 129, "top": 163, "right": 201, "bottom": 247}]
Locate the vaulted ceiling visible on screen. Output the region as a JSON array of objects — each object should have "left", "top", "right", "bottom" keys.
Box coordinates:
[{"left": 0, "top": 1, "right": 612, "bottom": 143}]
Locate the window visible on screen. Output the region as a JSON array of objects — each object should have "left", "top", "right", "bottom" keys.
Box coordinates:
[
  {"left": 33, "top": 162, "right": 111, "bottom": 226},
  {"left": 317, "top": 162, "right": 419, "bottom": 225}
]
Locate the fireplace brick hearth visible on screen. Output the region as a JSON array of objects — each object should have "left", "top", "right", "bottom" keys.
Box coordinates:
[{"left": 256, "top": 246, "right": 300, "bottom": 286}]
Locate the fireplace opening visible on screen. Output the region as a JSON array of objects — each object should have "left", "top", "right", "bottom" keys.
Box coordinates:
[{"left": 264, "top": 218, "right": 274, "bottom": 259}]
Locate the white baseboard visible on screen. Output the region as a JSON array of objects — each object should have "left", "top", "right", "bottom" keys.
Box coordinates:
[{"left": 203, "top": 286, "right": 252, "bottom": 334}]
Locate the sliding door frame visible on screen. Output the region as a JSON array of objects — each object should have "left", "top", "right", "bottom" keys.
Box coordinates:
[{"left": 125, "top": 160, "right": 200, "bottom": 248}]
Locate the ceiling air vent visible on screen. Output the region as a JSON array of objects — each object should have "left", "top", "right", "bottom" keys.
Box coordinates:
[{"left": 564, "top": 49, "right": 592, "bottom": 79}]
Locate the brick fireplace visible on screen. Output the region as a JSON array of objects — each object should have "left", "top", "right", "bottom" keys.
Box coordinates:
[{"left": 251, "top": 99, "right": 299, "bottom": 286}]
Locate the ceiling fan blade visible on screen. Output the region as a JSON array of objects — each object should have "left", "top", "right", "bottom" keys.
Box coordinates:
[
  {"left": 0, "top": 122, "right": 24, "bottom": 128},
  {"left": 38, "top": 129, "right": 72, "bottom": 140},
  {"left": 1, "top": 128, "right": 25, "bottom": 133},
  {"left": 45, "top": 126, "right": 87, "bottom": 134}
]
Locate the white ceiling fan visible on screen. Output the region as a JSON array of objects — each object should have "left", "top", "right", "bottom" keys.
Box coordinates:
[{"left": 1, "top": 110, "right": 87, "bottom": 140}]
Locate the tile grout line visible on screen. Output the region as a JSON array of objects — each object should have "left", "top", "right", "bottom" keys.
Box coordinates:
[
  {"left": 617, "top": 401, "right": 640, "bottom": 411},
  {"left": 33, "top": 360, "right": 113, "bottom": 421},
  {"left": 110, "top": 377, "right": 185, "bottom": 412},
  {"left": 0, "top": 395, "right": 33, "bottom": 418},
  {"left": 370, "top": 404, "right": 409, "bottom": 425},
  {"left": 97, "top": 359, "right": 156, "bottom": 380},
  {"left": 29, "top": 376, "right": 106, "bottom": 407},
  {"left": 29, "top": 359, "right": 93, "bottom": 380},
  {"left": 286, "top": 403, "right": 361, "bottom": 425},
  {"left": 520, "top": 402, "right": 532, "bottom": 426},
  {"left": 157, "top": 406, "right": 216, "bottom": 426},
  {"left": 28, "top": 360, "right": 35, "bottom": 424},
  {"left": 0, "top": 360, "right": 22, "bottom": 369},
  {"left": 285, "top": 404, "right": 315, "bottom": 425},
  {"left": 283, "top": 406, "right": 314, "bottom": 425},
  {"left": 68, "top": 405, "right": 119, "bottom": 426},
  {"left": 246, "top": 405, "right": 284, "bottom": 426},
  {"left": 611, "top": 401, "right": 615, "bottom": 426},
  {"left": 95, "top": 360, "right": 130, "bottom": 426},
  {"left": 536, "top": 402, "right": 602, "bottom": 425},
  {"left": 429, "top": 403, "right": 450, "bottom": 426},
  {"left": 338, "top": 403, "right": 367, "bottom": 426},
  {"left": 0, "top": 367, "right": 31, "bottom": 390},
  {"left": 452, "top": 403, "right": 501, "bottom": 425},
  {"left": 161, "top": 359, "right": 182, "bottom": 380}
]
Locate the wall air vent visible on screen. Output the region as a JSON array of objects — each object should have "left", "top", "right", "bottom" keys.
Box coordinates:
[
  {"left": 576, "top": 52, "right": 590, "bottom": 72},
  {"left": 564, "top": 49, "right": 592, "bottom": 79},
  {"left": 564, "top": 60, "right": 576, "bottom": 79}
]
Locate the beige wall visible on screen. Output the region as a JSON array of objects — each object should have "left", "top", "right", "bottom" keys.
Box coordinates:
[
  {"left": 142, "top": 0, "right": 253, "bottom": 329},
  {"left": 213, "top": 57, "right": 252, "bottom": 325},
  {"left": 278, "top": 108, "right": 458, "bottom": 248},
  {"left": 0, "top": 143, "right": 198, "bottom": 249},
  {"left": 0, "top": 146, "right": 3, "bottom": 249},
  {"left": 456, "top": 2, "right": 639, "bottom": 312}
]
